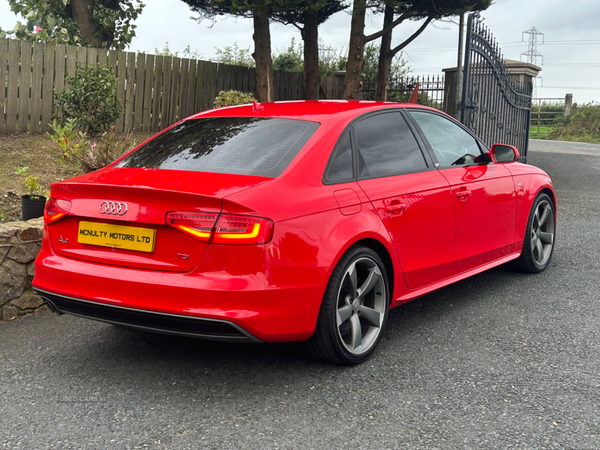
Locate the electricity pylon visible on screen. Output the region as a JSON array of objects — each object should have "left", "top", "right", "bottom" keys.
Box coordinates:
[{"left": 521, "top": 27, "right": 544, "bottom": 98}]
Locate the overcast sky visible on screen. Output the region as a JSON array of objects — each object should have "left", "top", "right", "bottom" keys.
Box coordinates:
[{"left": 1, "top": 0, "right": 599, "bottom": 103}]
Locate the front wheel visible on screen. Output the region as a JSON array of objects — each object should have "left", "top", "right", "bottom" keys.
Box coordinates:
[
  {"left": 516, "top": 193, "right": 556, "bottom": 273},
  {"left": 304, "top": 245, "right": 390, "bottom": 365}
]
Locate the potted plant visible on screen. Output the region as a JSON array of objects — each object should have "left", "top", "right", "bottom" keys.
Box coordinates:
[{"left": 15, "top": 167, "right": 47, "bottom": 220}]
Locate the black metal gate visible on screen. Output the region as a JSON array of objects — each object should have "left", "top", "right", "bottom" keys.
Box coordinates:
[{"left": 461, "top": 14, "right": 533, "bottom": 160}]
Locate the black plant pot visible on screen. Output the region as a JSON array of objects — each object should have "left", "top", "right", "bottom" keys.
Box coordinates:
[{"left": 21, "top": 195, "right": 47, "bottom": 221}]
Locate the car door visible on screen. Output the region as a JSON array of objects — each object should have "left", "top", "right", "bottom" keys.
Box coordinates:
[
  {"left": 350, "top": 111, "right": 456, "bottom": 289},
  {"left": 407, "top": 110, "right": 518, "bottom": 274}
]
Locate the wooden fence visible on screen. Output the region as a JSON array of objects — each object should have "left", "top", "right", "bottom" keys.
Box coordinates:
[{"left": 0, "top": 38, "right": 306, "bottom": 134}]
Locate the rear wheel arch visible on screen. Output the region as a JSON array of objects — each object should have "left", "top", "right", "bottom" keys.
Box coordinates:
[
  {"left": 305, "top": 244, "right": 391, "bottom": 365},
  {"left": 352, "top": 238, "right": 396, "bottom": 296}
]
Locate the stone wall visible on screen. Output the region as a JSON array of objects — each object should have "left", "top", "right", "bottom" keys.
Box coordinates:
[{"left": 0, "top": 218, "right": 46, "bottom": 320}]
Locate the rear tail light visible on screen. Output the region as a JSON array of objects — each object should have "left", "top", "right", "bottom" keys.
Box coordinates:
[
  {"left": 213, "top": 215, "right": 273, "bottom": 245},
  {"left": 166, "top": 212, "right": 219, "bottom": 242},
  {"left": 44, "top": 198, "right": 72, "bottom": 224},
  {"left": 166, "top": 212, "right": 273, "bottom": 245}
]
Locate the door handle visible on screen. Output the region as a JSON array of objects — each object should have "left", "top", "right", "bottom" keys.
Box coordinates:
[
  {"left": 384, "top": 200, "right": 407, "bottom": 214},
  {"left": 456, "top": 189, "right": 472, "bottom": 200}
]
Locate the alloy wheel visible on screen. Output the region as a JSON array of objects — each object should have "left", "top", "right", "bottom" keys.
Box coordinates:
[
  {"left": 335, "top": 257, "right": 387, "bottom": 355},
  {"left": 530, "top": 199, "right": 555, "bottom": 267}
]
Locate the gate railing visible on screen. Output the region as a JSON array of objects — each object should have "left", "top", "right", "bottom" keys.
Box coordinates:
[
  {"left": 461, "top": 14, "right": 533, "bottom": 160},
  {"left": 361, "top": 74, "right": 445, "bottom": 110}
]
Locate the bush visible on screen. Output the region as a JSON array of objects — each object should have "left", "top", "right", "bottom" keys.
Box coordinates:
[
  {"left": 53, "top": 65, "right": 123, "bottom": 136},
  {"left": 47, "top": 119, "right": 136, "bottom": 173},
  {"left": 549, "top": 103, "right": 600, "bottom": 143},
  {"left": 214, "top": 90, "right": 255, "bottom": 108}
]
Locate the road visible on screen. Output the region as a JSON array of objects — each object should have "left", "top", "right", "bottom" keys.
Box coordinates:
[{"left": 1, "top": 139, "right": 599, "bottom": 449}]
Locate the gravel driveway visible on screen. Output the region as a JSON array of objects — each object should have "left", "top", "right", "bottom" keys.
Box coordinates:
[{"left": 1, "top": 139, "right": 599, "bottom": 449}]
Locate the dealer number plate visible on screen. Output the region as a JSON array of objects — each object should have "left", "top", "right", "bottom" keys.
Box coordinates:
[{"left": 78, "top": 221, "right": 156, "bottom": 253}]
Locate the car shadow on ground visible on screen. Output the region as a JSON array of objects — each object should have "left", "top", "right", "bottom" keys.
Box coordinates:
[{"left": 65, "top": 262, "right": 531, "bottom": 376}]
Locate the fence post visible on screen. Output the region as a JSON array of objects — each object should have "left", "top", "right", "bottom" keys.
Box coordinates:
[{"left": 565, "top": 93, "right": 573, "bottom": 117}]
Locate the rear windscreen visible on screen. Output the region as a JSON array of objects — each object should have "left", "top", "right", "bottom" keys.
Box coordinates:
[{"left": 116, "top": 117, "right": 320, "bottom": 177}]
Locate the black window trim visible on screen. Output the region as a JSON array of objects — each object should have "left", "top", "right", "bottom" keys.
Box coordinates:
[
  {"left": 403, "top": 108, "right": 490, "bottom": 169},
  {"left": 323, "top": 108, "right": 437, "bottom": 186}
]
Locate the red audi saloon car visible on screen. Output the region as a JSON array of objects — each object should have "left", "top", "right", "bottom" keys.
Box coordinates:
[{"left": 33, "top": 101, "right": 556, "bottom": 365}]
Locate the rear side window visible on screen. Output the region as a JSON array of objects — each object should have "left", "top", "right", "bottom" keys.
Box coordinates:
[
  {"left": 117, "top": 117, "right": 320, "bottom": 177},
  {"left": 354, "top": 112, "right": 427, "bottom": 178},
  {"left": 325, "top": 132, "right": 353, "bottom": 183}
]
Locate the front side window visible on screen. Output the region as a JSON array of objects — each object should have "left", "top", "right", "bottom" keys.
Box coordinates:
[
  {"left": 117, "top": 117, "right": 319, "bottom": 178},
  {"left": 354, "top": 112, "right": 428, "bottom": 178},
  {"left": 408, "top": 110, "right": 484, "bottom": 167}
]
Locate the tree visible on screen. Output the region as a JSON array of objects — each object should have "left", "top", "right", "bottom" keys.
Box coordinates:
[
  {"left": 3, "top": 0, "right": 144, "bottom": 49},
  {"left": 214, "top": 43, "right": 255, "bottom": 67},
  {"left": 342, "top": 0, "right": 492, "bottom": 100},
  {"left": 183, "top": 0, "right": 280, "bottom": 102},
  {"left": 361, "top": 42, "right": 410, "bottom": 97},
  {"left": 273, "top": 1, "right": 348, "bottom": 99},
  {"left": 184, "top": 1, "right": 346, "bottom": 101},
  {"left": 272, "top": 38, "right": 303, "bottom": 72},
  {"left": 154, "top": 42, "right": 203, "bottom": 60}
]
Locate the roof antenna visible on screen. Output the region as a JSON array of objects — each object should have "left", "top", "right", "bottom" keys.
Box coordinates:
[{"left": 252, "top": 99, "right": 264, "bottom": 112}]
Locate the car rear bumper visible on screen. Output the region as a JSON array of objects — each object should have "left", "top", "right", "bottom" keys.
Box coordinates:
[
  {"left": 35, "top": 288, "right": 260, "bottom": 342},
  {"left": 33, "top": 248, "right": 329, "bottom": 343}
]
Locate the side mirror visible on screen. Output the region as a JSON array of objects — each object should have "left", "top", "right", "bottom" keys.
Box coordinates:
[{"left": 489, "top": 144, "right": 520, "bottom": 163}]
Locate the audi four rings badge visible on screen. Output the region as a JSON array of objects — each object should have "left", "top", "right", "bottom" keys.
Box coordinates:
[{"left": 99, "top": 201, "right": 128, "bottom": 216}]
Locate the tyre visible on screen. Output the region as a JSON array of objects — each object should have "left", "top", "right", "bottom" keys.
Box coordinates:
[
  {"left": 305, "top": 245, "right": 390, "bottom": 365},
  {"left": 516, "top": 193, "right": 555, "bottom": 273}
]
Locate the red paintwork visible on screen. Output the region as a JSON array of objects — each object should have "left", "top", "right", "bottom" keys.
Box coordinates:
[
  {"left": 33, "top": 101, "right": 555, "bottom": 342},
  {"left": 358, "top": 170, "right": 456, "bottom": 288},
  {"left": 439, "top": 164, "right": 518, "bottom": 273}
]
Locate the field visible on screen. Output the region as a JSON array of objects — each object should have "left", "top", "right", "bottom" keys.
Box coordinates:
[{"left": 529, "top": 126, "right": 554, "bottom": 139}]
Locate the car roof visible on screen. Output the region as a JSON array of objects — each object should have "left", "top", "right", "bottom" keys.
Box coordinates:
[{"left": 188, "top": 100, "right": 436, "bottom": 125}]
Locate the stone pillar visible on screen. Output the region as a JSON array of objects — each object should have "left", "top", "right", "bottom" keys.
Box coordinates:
[{"left": 502, "top": 59, "right": 542, "bottom": 86}]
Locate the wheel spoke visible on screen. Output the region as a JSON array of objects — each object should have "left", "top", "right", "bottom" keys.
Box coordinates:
[
  {"left": 531, "top": 234, "right": 539, "bottom": 249},
  {"left": 539, "top": 231, "right": 554, "bottom": 245},
  {"left": 538, "top": 203, "right": 550, "bottom": 227},
  {"left": 535, "top": 239, "right": 544, "bottom": 262},
  {"left": 532, "top": 210, "right": 540, "bottom": 230},
  {"left": 347, "top": 262, "right": 358, "bottom": 294},
  {"left": 356, "top": 267, "right": 381, "bottom": 301},
  {"left": 349, "top": 314, "right": 362, "bottom": 350},
  {"left": 337, "top": 304, "right": 353, "bottom": 327},
  {"left": 360, "top": 306, "right": 382, "bottom": 327}
]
